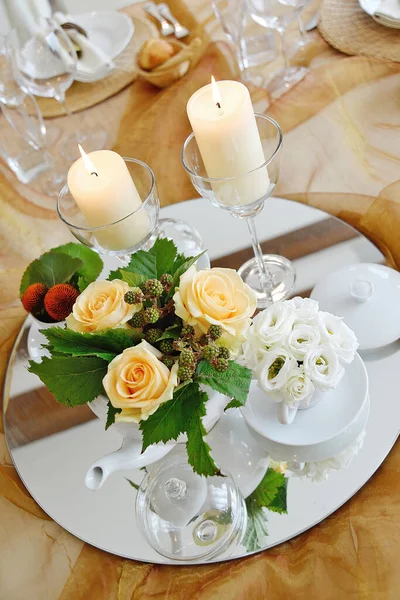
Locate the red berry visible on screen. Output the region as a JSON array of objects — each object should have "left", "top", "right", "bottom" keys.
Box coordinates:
[
  {"left": 44, "top": 284, "right": 79, "bottom": 321},
  {"left": 21, "top": 283, "right": 48, "bottom": 313}
]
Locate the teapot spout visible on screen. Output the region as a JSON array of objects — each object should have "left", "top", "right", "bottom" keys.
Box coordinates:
[{"left": 85, "top": 438, "right": 176, "bottom": 491}]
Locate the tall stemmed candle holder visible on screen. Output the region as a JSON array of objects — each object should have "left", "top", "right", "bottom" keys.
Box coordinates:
[
  {"left": 182, "top": 80, "right": 295, "bottom": 307},
  {"left": 58, "top": 155, "right": 159, "bottom": 263}
]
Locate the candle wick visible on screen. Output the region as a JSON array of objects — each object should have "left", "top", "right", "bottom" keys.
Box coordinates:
[
  {"left": 216, "top": 102, "right": 221, "bottom": 109},
  {"left": 91, "top": 172, "right": 98, "bottom": 177}
]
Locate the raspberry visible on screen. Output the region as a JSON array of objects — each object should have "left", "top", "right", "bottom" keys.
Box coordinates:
[
  {"left": 208, "top": 325, "right": 222, "bottom": 341},
  {"left": 128, "top": 312, "right": 144, "bottom": 328},
  {"left": 178, "top": 364, "right": 195, "bottom": 381},
  {"left": 21, "top": 283, "right": 48, "bottom": 313},
  {"left": 218, "top": 346, "right": 230, "bottom": 360},
  {"left": 124, "top": 288, "right": 143, "bottom": 305},
  {"left": 179, "top": 348, "right": 195, "bottom": 366},
  {"left": 160, "top": 273, "right": 173, "bottom": 288},
  {"left": 181, "top": 324, "right": 195, "bottom": 339},
  {"left": 144, "top": 279, "right": 164, "bottom": 297},
  {"left": 145, "top": 328, "right": 163, "bottom": 345},
  {"left": 159, "top": 339, "right": 174, "bottom": 354},
  {"left": 44, "top": 284, "right": 79, "bottom": 321},
  {"left": 202, "top": 345, "right": 219, "bottom": 362},
  {"left": 162, "top": 355, "right": 175, "bottom": 370},
  {"left": 144, "top": 307, "right": 160, "bottom": 324},
  {"left": 172, "top": 339, "right": 186, "bottom": 352},
  {"left": 213, "top": 357, "right": 229, "bottom": 373}
]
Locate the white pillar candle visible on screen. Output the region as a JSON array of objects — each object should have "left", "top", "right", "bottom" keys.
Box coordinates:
[
  {"left": 187, "top": 79, "right": 270, "bottom": 207},
  {"left": 67, "top": 149, "right": 149, "bottom": 251}
]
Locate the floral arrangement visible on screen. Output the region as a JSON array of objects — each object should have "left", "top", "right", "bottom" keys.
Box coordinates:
[
  {"left": 240, "top": 296, "right": 358, "bottom": 407},
  {"left": 20, "top": 243, "right": 103, "bottom": 322},
  {"left": 28, "top": 238, "right": 255, "bottom": 476}
]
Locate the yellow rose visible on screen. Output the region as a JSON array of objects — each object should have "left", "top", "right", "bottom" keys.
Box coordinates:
[
  {"left": 173, "top": 266, "right": 257, "bottom": 351},
  {"left": 66, "top": 280, "right": 141, "bottom": 333},
  {"left": 103, "top": 340, "right": 179, "bottom": 423}
]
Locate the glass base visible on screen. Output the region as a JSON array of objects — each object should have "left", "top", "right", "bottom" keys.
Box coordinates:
[
  {"left": 60, "top": 128, "right": 108, "bottom": 161},
  {"left": 238, "top": 254, "right": 296, "bottom": 308},
  {"left": 267, "top": 66, "right": 309, "bottom": 99},
  {"left": 43, "top": 169, "right": 66, "bottom": 197}
]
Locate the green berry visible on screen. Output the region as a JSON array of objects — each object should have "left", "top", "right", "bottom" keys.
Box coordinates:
[
  {"left": 208, "top": 325, "right": 222, "bottom": 341},
  {"left": 128, "top": 312, "right": 144, "bottom": 328},
  {"left": 160, "top": 273, "right": 173, "bottom": 287},
  {"left": 199, "top": 334, "right": 209, "bottom": 346},
  {"left": 179, "top": 348, "right": 195, "bottom": 366},
  {"left": 144, "top": 279, "right": 164, "bottom": 297},
  {"left": 172, "top": 339, "right": 186, "bottom": 352},
  {"left": 159, "top": 339, "right": 174, "bottom": 354},
  {"left": 144, "top": 307, "right": 160, "bottom": 324},
  {"left": 181, "top": 324, "right": 195, "bottom": 339},
  {"left": 145, "top": 328, "right": 163, "bottom": 345},
  {"left": 162, "top": 355, "right": 175, "bottom": 369},
  {"left": 213, "top": 357, "right": 229, "bottom": 373},
  {"left": 202, "top": 344, "right": 219, "bottom": 362},
  {"left": 124, "top": 289, "right": 143, "bottom": 305},
  {"left": 178, "top": 364, "right": 195, "bottom": 381},
  {"left": 218, "top": 346, "right": 230, "bottom": 360}
]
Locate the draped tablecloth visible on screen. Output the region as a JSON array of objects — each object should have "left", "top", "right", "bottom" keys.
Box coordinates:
[{"left": 1, "top": 2, "right": 400, "bottom": 598}]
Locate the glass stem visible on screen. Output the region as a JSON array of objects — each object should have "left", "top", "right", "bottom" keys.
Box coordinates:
[
  {"left": 277, "top": 27, "right": 289, "bottom": 70},
  {"left": 297, "top": 11, "right": 307, "bottom": 46},
  {"left": 55, "top": 91, "right": 73, "bottom": 118},
  {"left": 246, "top": 216, "right": 274, "bottom": 303}
]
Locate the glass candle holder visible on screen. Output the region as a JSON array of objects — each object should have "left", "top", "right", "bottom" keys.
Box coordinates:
[
  {"left": 182, "top": 113, "right": 295, "bottom": 307},
  {"left": 57, "top": 158, "right": 159, "bottom": 262}
]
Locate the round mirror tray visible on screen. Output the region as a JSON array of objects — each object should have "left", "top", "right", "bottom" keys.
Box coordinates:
[{"left": 3, "top": 198, "right": 399, "bottom": 565}]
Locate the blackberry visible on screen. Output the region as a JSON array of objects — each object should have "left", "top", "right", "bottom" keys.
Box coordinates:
[
  {"left": 145, "top": 328, "right": 163, "bottom": 345},
  {"left": 162, "top": 355, "right": 175, "bottom": 370},
  {"left": 181, "top": 324, "right": 195, "bottom": 339},
  {"left": 160, "top": 273, "right": 173, "bottom": 287},
  {"left": 202, "top": 345, "right": 219, "bottom": 362},
  {"left": 159, "top": 339, "right": 174, "bottom": 354},
  {"left": 144, "top": 307, "right": 160, "bottom": 324},
  {"left": 128, "top": 312, "right": 144, "bottom": 328},
  {"left": 199, "top": 334, "right": 209, "bottom": 346},
  {"left": 144, "top": 279, "right": 164, "bottom": 297},
  {"left": 208, "top": 325, "right": 222, "bottom": 341},
  {"left": 179, "top": 348, "right": 195, "bottom": 366},
  {"left": 213, "top": 357, "right": 229, "bottom": 372},
  {"left": 124, "top": 289, "right": 143, "bottom": 305},
  {"left": 178, "top": 364, "right": 195, "bottom": 381},
  {"left": 172, "top": 339, "right": 186, "bottom": 352},
  {"left": 218, "top": 346, "right": 230, "bottom": 360}
]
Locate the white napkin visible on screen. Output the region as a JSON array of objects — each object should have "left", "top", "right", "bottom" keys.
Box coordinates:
[
  {"left": 374, "top": 0, "right": 400, "bottom": 27},
  {"left": 53, "top": 12, "right": 114, "bottom": 80}
]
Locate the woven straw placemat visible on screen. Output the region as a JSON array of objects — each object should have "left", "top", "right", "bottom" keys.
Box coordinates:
[
  {"left": 37, "top": 6, "right": 158, "bottom": 117},
  {"left": 319, "top": 0, "right": 400, "bottom": 62}
]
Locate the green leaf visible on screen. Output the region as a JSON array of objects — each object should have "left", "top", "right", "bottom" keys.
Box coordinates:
[
  {"left": 105, "top": 401, "right": 122, "bottom": 430},
  {"left": 243, "top": 503, "right": 269, "bottom": 552},
  {"left": 126, "top": 478, "right": 139, "bottom": 491},
  {"left": 139, "top": 383, "right": 196, "bottom": 449},
  {"left": 224, "top": 399, "right": 242, "bottom": 411},
  {"left": 125, "top": 250, "right": 157, "bottom": 279},
  {"left": 150, "top": 237, "right": 178, "bottom": 278},
  {"left": 248, "top": 467, "right": 287, "bottom": 510},
  {"left": 186, "top": 393, "right": 220, "bottom": 477},
  {"left": 50, "top": 243, "right": 103, "bottom": 292},
  {"left": 156, "top": 324, "right": 181, "bottom": 342},
  {"left": 196, "top": 360, "right": 252, "bottom": 406},
  {"left": 268, "top": 478, "right": 288, "bottom": 515},
  {"left": 28, "top": 356, "right": 108, "bottom": 407},
  {"left": 42, "top": 327, "right": 140, "bottom": 361},
  {"left": 120, "top": 271, "right": 146, "bottom": 287},
  {"left": 107, "top": 268, "right": 123, "bottom": 281},
  {"left": 20, "top": 252, "right": 83, "bottom": 295},
  {"left": 167, "top": 250, "right": 206, "bottom": 299}
]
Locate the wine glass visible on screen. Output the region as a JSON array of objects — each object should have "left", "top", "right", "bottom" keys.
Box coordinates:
[
  {"left": 136, "top": 448, "right": 247, "bottom": 561},
  {"left": 247, "top": 0, "right": 308, "bottom": 98},
  {"left": 7, "top": 21, "right": 107, "bottom": 167},
  {"left": 281, "top": 0, "right": 314, "bottom": 55},
  {"left": 182, "top": 113, "right": 296, "bottom": 307}
]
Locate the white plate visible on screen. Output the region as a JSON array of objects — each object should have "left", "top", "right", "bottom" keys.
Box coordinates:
[
  {"left": 359, "top": 0, "right": 400, "bottom": 28},
  {"left": 241, "top": 353, "right": 369, "bottom": 462},
  {"left": 71, "top": 11, "right": 134, "bottom": 82}
]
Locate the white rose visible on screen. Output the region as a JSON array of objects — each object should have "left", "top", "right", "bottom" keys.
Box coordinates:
[
  {"left": 318, "top": 311, "right": 358, "bottom": 363},
  {"left": 256, "top": 347, "right": 297, "bottom": 393},
  {"left": 303, "top": 343, "right": 344, "bottom": 391},
  {"left": 286, "top": 324, "right": 321, "bottom": 361},
  {"left": 249, "top": 302, "right": 295, "bottom": 355},
  {"left": 281, "top": 367, "right": 315, "bottom": 408},
  {"left": 286, "top": 296, "right": 319, "bottom": 324}
]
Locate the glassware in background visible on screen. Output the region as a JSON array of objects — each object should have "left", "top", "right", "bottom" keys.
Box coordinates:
[
  {"left": 248, "top": 0, "right": 308, "bottom": 98},
  {"left": 136, "top": 450, "right": 246, "bottom": 561},
  {"left": 281, "top": 0, "right": 314, "bottom": 54},
  {"left": 212, "top": 0, "right": 277, "bottom": 85},
  {"left": 182, "top": 113, "right": 296, "bottom": 307},
  {"left": 7, "top": 22, "right": 107, "bottom": 163}
]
